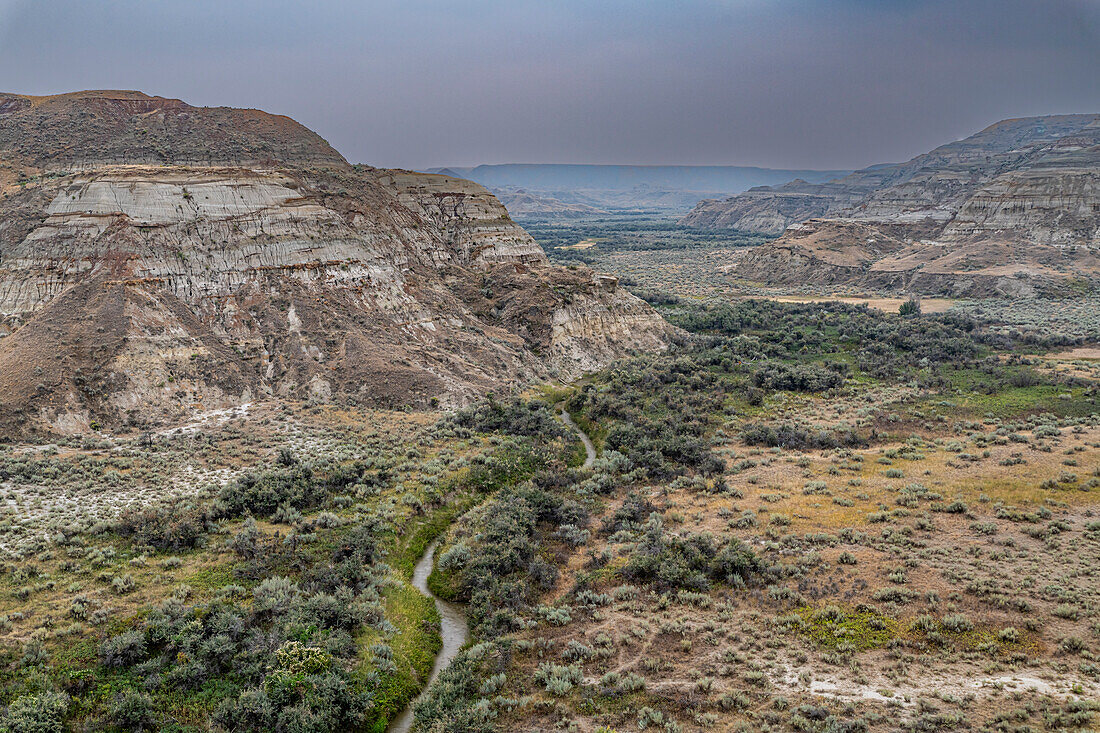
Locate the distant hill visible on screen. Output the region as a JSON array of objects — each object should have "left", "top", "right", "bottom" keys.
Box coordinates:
[
  {"left": 492, "top": 188, "right": 606, "bottom": 219},
  {"left": 684, "top": 114, "right": 1100, "bottom": 296},
  {"left": 430, "top": 164, "right": 852, "bottom": 191},
  {"left": 426, "top": 164, "right": 852, "bottom": 217}
]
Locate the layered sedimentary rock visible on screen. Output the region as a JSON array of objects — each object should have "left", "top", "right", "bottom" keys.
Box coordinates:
[
  {"left": 681, "top": 183, "right": 849, "bottom": 235},
  {"left": 684, "top": 115, "right": 1100, "bottom": 295},
  {"left": 489, "top": 188, "right": 607, "bottom": 220},
  {"left": 685, "top": 115, "right": 1099, "bottom": 233},
  {"left": 0, "top": 91, "right": 674, "bottom": 436}
]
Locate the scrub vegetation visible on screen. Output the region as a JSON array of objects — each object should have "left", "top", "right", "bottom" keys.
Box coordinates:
[
  {"left": 0, "top": 405, "right": 578, "bottom": 731},
  {"left": 413, "top": 298, "right": 1100, "bottom": 732},
  {"left": 2, "top": 298, "right": 1100, "bottom": 732}
]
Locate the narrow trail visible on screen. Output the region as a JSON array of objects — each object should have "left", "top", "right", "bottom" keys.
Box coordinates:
[
  {"left": 559, "top": 408, "right": 596, "bottom": 469},
  {"left": 386, "top": 541, "right": 469, "bottom": 733}
]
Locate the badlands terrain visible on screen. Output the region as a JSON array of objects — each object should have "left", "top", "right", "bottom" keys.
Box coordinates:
[
  {"left": 430, "top": 165, "right": 851, "bottom": 220},
  {"left": 0, "top": 93, "right": 1098, "bottom": 733},
  {"left": 682, "top": 115, "right": 1100, "bottom": 297},
  {"left": 0, "top": 91, "right": 671, "bottom": 438}
]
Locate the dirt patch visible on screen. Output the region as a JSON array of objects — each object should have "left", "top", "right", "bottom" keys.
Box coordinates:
[
  {"left": 1049, "top": 347, "right": 1100, "bottom": 360},
  {"left": 755, "top": 294, "right": 955, "bottom": 314},
  {"left": 562, "top": 238, "right": 599, "bottom": 250}
]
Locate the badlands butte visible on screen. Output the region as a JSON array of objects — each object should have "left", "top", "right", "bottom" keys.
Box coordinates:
[
  {"left": 0, "top": 90, "right": 673, "bottom": 437},
  {"left": 682, "top": 114, "right": 1100, "bottom": 297}
]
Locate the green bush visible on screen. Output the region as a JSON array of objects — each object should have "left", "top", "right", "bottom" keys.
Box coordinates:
[
  {"left": 942, "top": 613, "right": 974, "bottom": 633},
  {"left": 0, "top": 692, "right": 69, "bottom": 733},
  {"left": 449, "top": 397, "right": 568, "bottom": 439},
  {"left": 116, "top": 501, "right": 209, "bottom": 551},
  {"left": 752, "top": 361, "right": 847, "bottom": 392},
  {"left": 624, "top": 514, "right": 763, "bottom": 591},
  {"left": 412, "top": 645, "right": 497, "bottom": 733},
  {"left": 742, "top": 423, "right": 866, "bottom": 450},
  {"left": 99, "top": 629, "right": 147, "bottom": 668},
  {"left": 109, "top": 690, "right": 155, "bottom": 732}
]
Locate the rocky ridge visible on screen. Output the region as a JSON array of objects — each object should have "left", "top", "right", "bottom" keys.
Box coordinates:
[
  {"left": 0, "top": 91, "right": 674, "bottom": 436},
  {"left": 683, "top": 114, "right": 1100, "bottom": 295},
  {"left": 490, "top": 188, "right": 607, "bottom": 219}
]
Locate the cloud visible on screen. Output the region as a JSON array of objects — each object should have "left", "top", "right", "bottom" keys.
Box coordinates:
[{"left": 0, "top": 0, "right": 1095, "bottom": 169}]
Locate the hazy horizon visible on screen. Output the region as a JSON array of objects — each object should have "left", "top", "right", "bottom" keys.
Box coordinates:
[
  {"left": 1, "top": 0, "right": 1097, "bottom": 171},
  {"left": 425, "top": 162, "right": 860, "bottom": 171}
]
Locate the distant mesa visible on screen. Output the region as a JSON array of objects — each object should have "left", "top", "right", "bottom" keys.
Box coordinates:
[{"left": 427, "top": 163, "right": 853, "bottom": 217}]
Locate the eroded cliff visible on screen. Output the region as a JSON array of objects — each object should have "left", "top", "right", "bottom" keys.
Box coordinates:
[
  {"left": 0, "top": 92, "right": 674, "bottom": 436},
  {"left": 683, "top": 114, "right": 1100, "bottom": 295}
]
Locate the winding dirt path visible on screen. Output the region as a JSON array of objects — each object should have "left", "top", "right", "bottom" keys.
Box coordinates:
[
  {"left": 560, "top": 408, "right": 596, "bottom": 469},
  {"left": 389, "top": 409, "right": 596, "bottom": 732}
]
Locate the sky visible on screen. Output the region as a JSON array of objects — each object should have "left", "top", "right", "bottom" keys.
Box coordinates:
[{"left": 0, "top": 0, "right": 1097, "bottom": 171}]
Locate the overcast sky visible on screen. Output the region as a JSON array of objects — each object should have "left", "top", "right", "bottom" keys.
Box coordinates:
[{"left": 0, "top": 0, "right": 1097, "bottom": 170}]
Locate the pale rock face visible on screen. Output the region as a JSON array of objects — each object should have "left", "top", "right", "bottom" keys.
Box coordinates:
[
  {"left": 547, "top": 282, "right": 671, "bottom": 377},
  {"left": 683, "top": 114, "right": 1100, "bottom": 295},
  {"left": 0, "top": 164, "right": 674, "bottom": 435},
  {"left": 0, "top": 167, "right": 416, "bottom": 324},
  {"left": 43, "top": 175, "right": 306, "bottom": 224},
  {"left": 943, "top": 170, "right": 1100, "bottom": 247},
  {"left": 680, "top": 191, "right": 839, "bottom": 235},
  {"left": 375, "top": 170, "right": 547, "bottom": 267}
]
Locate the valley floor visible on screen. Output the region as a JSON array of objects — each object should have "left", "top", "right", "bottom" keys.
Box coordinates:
[
  {"left": 526, "top": 214, "right": 1100, "bottom": 345},
  {"left": 1, "top": 299, "right": 1100, "bottom": 732}
]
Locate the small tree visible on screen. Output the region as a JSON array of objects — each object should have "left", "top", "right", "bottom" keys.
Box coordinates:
[{"left": 898, "top": 297, "right": 921, "bottom": 317}]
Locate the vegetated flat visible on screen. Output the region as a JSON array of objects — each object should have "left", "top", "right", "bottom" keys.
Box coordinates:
[
  {"left": 757, "top": 295, "right": 955, "bottom": 314},
  {"left": 404, "top": 298, "right": 1100, "bottom": 732},
  {"left": 4, "top": 271, "right": 1100, "bottom": 730},
  {"left": 524, "top": 214, "right": 776, "bottom": 300},
  {"left": 528, "top": 212, "right": 1100, "bottom": 347}
]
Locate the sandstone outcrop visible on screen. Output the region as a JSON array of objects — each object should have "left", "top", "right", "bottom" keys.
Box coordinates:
[
  {"left": 681, "top": 183, "right": 848, "bottom": 235},
  {"left": 683, "top": 115, "right": 1100, "bottom": 295},
  {"left": 0, "top": 91, "right": 674, "bottom": 436}
]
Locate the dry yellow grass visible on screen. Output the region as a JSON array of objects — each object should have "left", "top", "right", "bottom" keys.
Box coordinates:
[
  {"left": 499, "top": 415, "right": 1100, "bottom": 731},
  {"left": 753, "top": 294, "right": 955, "bottom": 314},
  {"left": 562, "top": 238, "right": 599, "bottom": 250},
  {"left": 705, "top": 426, "right": 1100, "bottom": 536},
  {"left": 1049, "top": 347, "right": 1100, "bottom": 360}
]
